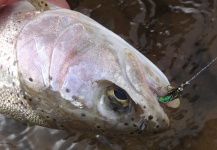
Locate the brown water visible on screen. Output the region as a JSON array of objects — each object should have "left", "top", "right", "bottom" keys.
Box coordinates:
[{"left": 1, "top": 0, "right": 217, "bottom": 149}]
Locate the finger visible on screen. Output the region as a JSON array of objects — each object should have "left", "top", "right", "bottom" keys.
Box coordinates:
[
  {"left": 47, "top": 0, "right": 70, "bottom": 9},
  {"left": 0, "top": 0, "right": 17, "bottom": 6},
  {"left": 0, "top": 0, "right": 70, "bottom": 9}
]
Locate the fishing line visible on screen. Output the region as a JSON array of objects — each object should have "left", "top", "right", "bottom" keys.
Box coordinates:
[{"left": 158, "top": 56, "right": 217, "bottom": 103}]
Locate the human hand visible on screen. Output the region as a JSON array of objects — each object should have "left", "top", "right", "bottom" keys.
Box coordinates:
[{"left": 0, "top": 0, "right": 70, "bottom": 9}]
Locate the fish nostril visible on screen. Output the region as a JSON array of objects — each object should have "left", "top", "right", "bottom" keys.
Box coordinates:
[{"left": 139, "top": 122, "right": 146, "bottom": 131}]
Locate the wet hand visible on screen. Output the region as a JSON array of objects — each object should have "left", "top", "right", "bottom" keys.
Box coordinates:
[{"left": 0, "top": 0, "right": 70, "bottom": 9}]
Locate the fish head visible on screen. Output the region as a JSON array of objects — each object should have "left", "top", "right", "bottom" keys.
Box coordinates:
[{"left": 16, "top": 9, "right": 177, "bottom": 136}]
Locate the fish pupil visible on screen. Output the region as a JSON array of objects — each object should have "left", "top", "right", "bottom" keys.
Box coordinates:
[{"left": 114, "top": 89, "right": 127, "bottom": 100}]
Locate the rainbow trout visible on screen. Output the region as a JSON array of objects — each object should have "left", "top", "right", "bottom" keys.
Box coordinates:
[{"left": 0, "top": 0, "right": 179, "bottom": 136}]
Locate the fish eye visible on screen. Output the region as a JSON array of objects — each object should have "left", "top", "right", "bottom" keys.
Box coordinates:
[{"left": 106, "top": 86, "right": 131, "bottom": 112}]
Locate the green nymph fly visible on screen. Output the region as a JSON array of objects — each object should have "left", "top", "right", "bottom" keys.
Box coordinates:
[{"left": 159, "top": 56, "right": 217, "bottom": 103}]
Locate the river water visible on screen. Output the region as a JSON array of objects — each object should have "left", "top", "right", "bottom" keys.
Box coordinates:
[{"left": 1, "top": 0, "right": 217, "bottom": 149}]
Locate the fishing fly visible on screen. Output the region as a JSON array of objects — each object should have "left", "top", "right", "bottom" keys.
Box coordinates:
[{"left": 158, "top": 56, "right": 217, "bottom": 103}]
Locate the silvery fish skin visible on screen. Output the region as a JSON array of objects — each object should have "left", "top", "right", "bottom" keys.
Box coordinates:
[{"left": 0, "top": 1, "right": 173, "bottom": 136}]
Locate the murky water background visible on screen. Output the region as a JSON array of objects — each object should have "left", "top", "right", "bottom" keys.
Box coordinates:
[{"left": 1, "top": 0, "right": 217, "bottom": 149}]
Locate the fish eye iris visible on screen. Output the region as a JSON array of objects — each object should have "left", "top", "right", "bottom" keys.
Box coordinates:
[
  {"left": 106, "top": 86, "right": 131, "bottom": 112},
  {"left": 114, "top": 89, "right": 127, "bottom": 100}
]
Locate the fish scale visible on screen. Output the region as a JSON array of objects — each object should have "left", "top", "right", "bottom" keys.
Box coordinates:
[{"left": 0, "top": 87, "right": 49, "bottom": 126}]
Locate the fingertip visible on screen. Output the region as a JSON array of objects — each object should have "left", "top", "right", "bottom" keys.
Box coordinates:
[{"left": 47, "top": 0, "right": 70, "bottom": 9}]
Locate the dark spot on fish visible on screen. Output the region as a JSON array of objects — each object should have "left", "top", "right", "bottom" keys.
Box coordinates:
[
  {"left": 45, "top": 3, "right": 48, "bottom": 6},
  {"left": 133, "top": 124, "right": 137, "bottom": 127},
  {"left": 148, "top": 115, "right": 153, "bottom": 120},
  {"left": 101, "top": 130, "right": 105, "bottom": 132},
  {"left": 41, "top": 110, "right": 44, "bottom": 112},
  {"left": 29, "top": 78, "right": 33, "bottom": 82},
  {"left": 12, "top": 82, "right": 15, "bottom": 86},
  {"left": 17, "top": 94, "right": 20, "bottom": 98},
  {"left": 8, "top": 100, "right": 10, "bottom": 103},
  {"left": 156, "top": 125, "right": 160, "bottom": 128},
  {"left": 53, "top": 118, "right": 57, "bottom": 122},
  {"left": 46, "top": 116, "right": 50, "bottom": 118},
  {"left": 81, "top": 113, "right": 86, "bottom": 117},
  {"left": 29, "top": 98, "right": 32, "bottom": 101},
  {"left": 23, "top": 96, "right": 26, "bottom": 99},
  {"left": 20, "top": 102, "right": 23, "bottom": 105},
  {"left": 65, "top": 88, "right": 70, "bottom": 93},
  {"left": 124, "top": 123, "right": 128, "bottom": 126},
  {"left": 131, "top": 118, "right": 134, "bottom": 121},
  {"left": 96, "top": 126, "right": 101, "bottom": 128},
  {"left": 72, "top": 96, "right": 78, "bottom": 100},
  {"left": 130, "top": 132, "right": 134, "bottom": 135},
  {"left": 162, "top": 119, "right": 165, "bottom": 122},
  {"left": 143, "top": 106, "right": 146, "bottom": 109},
  {"left": 49, "top": 76, "right": 52, "bottom": 80},
  {"left": 60, "top": 125, "right": 64, "bottom": 128}
]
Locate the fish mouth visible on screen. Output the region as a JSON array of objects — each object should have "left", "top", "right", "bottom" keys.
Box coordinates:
[{"left": 135, "top": 52, "right": 181, "bottom": 109}]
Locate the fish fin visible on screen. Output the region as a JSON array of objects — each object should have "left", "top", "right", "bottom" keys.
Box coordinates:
[{"left": 27, "top": 0, "right": 50, "bottom": 11}]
